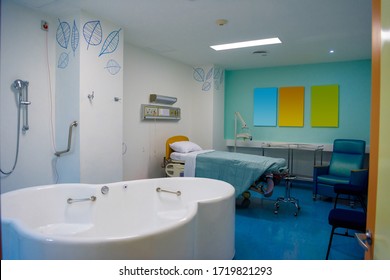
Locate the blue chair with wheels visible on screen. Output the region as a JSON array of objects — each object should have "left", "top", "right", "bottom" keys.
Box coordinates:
[
  {"left": 313, "top": 139, "right": 368, "bottom": 199},
  {"left": 325, "top": 183, "right": 367, "bottom": 259}
]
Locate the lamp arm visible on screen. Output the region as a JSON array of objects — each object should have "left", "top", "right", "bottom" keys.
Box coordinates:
[{"left": 235, "top": 112, "right": 247, "bottom": 128}]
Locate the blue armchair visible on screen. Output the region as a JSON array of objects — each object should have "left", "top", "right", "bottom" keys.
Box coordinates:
[{"left": 313, "top": 139, "right": 368, "bottom": 199}]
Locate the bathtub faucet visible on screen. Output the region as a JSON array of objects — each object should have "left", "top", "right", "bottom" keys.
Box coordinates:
[{"left": 67, "top": 196, "right": 96, "bottom": 204}]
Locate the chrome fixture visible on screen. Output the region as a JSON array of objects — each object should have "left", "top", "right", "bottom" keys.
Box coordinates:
[
  {"left": 356, "top": 230, "right": 372, "bottom": 251},
  {"left": 67, "top": 196, "right": 96, "bottom": 204},
  {"left": 101, "top": 185, "right": 109, "bottom": 195},
  {"left": 1, "top": 79, "right": 30, "bottom": 175},
  {"left": 88, "top": 91, "right": 94, "bottom": 102},
  {"left": 156, "top": 187, "right": 181, "bottom": 196},
  {"left": 13, "top": 79, "right": 30, "bottom": 132},
  {"left": 55, "top": 121, "right": 78, "bottom": 157}
]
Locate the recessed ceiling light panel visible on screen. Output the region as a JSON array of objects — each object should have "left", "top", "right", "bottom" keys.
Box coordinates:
[{"left": 210, "top": 37, "right": 281, "bottom": 51}]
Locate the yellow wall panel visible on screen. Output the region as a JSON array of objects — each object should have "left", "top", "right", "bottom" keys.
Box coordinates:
[{"left": 278, "top": 86, "right": 305, "bottom": 127}]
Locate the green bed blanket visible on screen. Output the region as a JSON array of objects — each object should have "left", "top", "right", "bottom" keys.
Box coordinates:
[{"left": 195, "top": 151, "right": 287, "bottom": 197}]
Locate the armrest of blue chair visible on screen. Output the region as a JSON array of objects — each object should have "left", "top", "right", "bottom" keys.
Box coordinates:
[
  {"left": 313, "top": 165, "right": 330, "bottom": 179},
  {"left": 350, "top": 169, "right": 368, "bottom": 187}
]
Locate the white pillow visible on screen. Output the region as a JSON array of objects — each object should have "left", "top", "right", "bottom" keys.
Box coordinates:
[{"left": 169, "top": 141, "right": 202, "bottom": 153}]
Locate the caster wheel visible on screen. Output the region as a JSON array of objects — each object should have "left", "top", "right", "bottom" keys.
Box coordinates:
[{"left": 243, "top": 191, "right": 251, "bottom": 199}]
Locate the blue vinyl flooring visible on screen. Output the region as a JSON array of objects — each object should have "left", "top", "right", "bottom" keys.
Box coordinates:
[{"left": 233, "top": 181, "right": 365, "bottom": 260}]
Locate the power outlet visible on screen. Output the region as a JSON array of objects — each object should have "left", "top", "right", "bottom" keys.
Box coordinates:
[
  {"left": 41, "top": 20, "right": 49, "bottom": 31},
  {"left": 145, "top": 107, "right": 158, "bottom": 116}
]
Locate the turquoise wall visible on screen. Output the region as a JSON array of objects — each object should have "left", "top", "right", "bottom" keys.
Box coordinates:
[{"left": 225, "top": 60, "right": 371, "bottom": 145}]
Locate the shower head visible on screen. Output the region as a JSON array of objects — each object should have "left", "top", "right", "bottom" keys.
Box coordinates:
[{"left": 13, "top": 79, "right": 24, "bottom": 91}]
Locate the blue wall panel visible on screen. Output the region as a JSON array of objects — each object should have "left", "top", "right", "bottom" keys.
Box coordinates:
[{"left": 253, "top": 87, "right": 278, "bottom": 126}]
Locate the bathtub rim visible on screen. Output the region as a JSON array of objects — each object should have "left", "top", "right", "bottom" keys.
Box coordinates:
[{"left": 1, "top": 177, "right": 235, "bottom": 244}]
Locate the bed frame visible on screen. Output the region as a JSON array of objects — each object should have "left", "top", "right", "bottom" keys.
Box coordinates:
[{"left": 164, "top": 135, "right": 189, "bottom": 177}]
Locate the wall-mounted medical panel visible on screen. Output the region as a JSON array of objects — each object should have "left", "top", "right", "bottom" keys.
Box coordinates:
[
  {"left": 141, "top": 104, "right": 181, "bottom": 120},
  {"left": 253, "top": 87, "right": 278, "bottom": 126},
  {"left": 311, "top": 85, "right": 339, "bottom": 127},
  {"left": 278, "top": 86, "right": 305, "bottom": 127}
]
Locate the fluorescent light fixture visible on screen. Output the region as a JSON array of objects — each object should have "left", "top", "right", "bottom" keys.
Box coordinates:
[{"left": 210, "top": 37, "right": 281, "bottom": 51}]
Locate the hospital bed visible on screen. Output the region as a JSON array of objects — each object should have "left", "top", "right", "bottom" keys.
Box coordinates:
[{"left": 163, "top": 135, "right": 288, "bottom": 201}]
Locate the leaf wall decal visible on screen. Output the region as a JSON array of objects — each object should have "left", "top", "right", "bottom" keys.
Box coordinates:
[
  {"left": 56, "top": 19, "right": 71, "bottom": 49},
  {"left": 83, "top": 20, "right": 103, "bottom": 49},
  {"left": 214, "top": 67, "right": 222, "bottom": 80},
  {"left": 213, "top": 67, "right": 224, "bottom": 90},
  {"left": 202, "top": 81, "right": 211, "bottom": 91},
  {"left": 205, "top": 67, "right": 213, "bottom": 81},
  {"left": 193, "top": 68, "right": 205, "bottom": 82},
  {"left": 58, "top": 52, "right": 69, "bottom": 68},
  {"left": 105, "top": 59, "right": 121, "bottom": 75},
  {"left": 71, "top": 20, "right": 79, "bottom": 56},
  {"left": 99, "top": 28, "right": 121, "bottom": 57}
]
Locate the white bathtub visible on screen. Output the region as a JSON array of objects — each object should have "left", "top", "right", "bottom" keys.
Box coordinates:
[{"left": 1, "top": 177, "right": 235, "bottom": 260}]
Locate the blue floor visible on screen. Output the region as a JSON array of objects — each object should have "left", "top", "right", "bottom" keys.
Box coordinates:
[{"left": 234, "top": 181, "right": 365, "bottom": 260}]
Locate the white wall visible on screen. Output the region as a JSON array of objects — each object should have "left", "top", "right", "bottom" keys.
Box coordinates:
[
  {"left": 0, "top": 2, "right": 126, "bottom": 191},
  {"left": 55, "top": 14, "right": 81, "bottom": 183},
  {"left": 79, "top": 13, "right": 123, "bottom": 184},
  {"left": 0, "top": 0, "right": 57, "bottom": 193},
  {"left": 122, "top": 45, "right": 218, "bottom": 180},
  {"left": 54, "top": 12, "right": 124, "bottom": 185},
  {"left": 0, "top": 0, "right": 226, "bottom": 192}
]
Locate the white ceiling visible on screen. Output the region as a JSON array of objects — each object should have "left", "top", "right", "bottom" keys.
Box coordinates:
[{"left": 12, "top": 0, "right": 372, "bottom": 70}]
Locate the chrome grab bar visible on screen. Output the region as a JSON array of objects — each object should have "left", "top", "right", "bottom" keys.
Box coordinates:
[
  {"left": 55, "top": 121, "right": 78, "bottom": 157},
  {"left": 67, "top": 196, "right": 96, "bottom": 204},
  {"left": 156, "top": 187, "right": 181, "bottom": 196}
]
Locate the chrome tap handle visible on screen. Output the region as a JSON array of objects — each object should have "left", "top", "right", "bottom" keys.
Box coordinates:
[
  {"left": 156, "top": 187, "right": 181, "bottom": 196},
  {"left": 67, "top": 196, "right": 96, "bottom": 204}
]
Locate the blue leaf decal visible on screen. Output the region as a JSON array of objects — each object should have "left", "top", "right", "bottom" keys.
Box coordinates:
[
  {"left": 214, "top": 67, "right": 221, "bottom": 79},
  {"left": 56, "top": 19, "right": 71, "bottom": 49},
  {"left": 202, "top": 81, "right": 211, "bottom": 91},
  {"left": 193, "top": 68, "right": 204, "bottom": 82},
  {"left": 83, "top": 20, "right": 102, "bottom": 49},
  {"left": 105, "top": 59, "right": 121, "bottom": 75},
  {"left": 205, "top": 67, "right": 213, "bottom": 81},
  {"left": 213, "top": 67, "right": 224, "bottom": 90},
  {"left": 58, "top": 52, "right": 69, "bottom": 68},
  {"left": 99, "top": 28, "right": 121, "bottom": 57},
  {"left": 71, "top": 20, "right": 79, "bottom": 56}
]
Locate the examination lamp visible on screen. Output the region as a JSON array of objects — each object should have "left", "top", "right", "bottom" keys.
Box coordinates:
[{"left": 234, "top": 112, "right": 252, "bottom": 152}]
